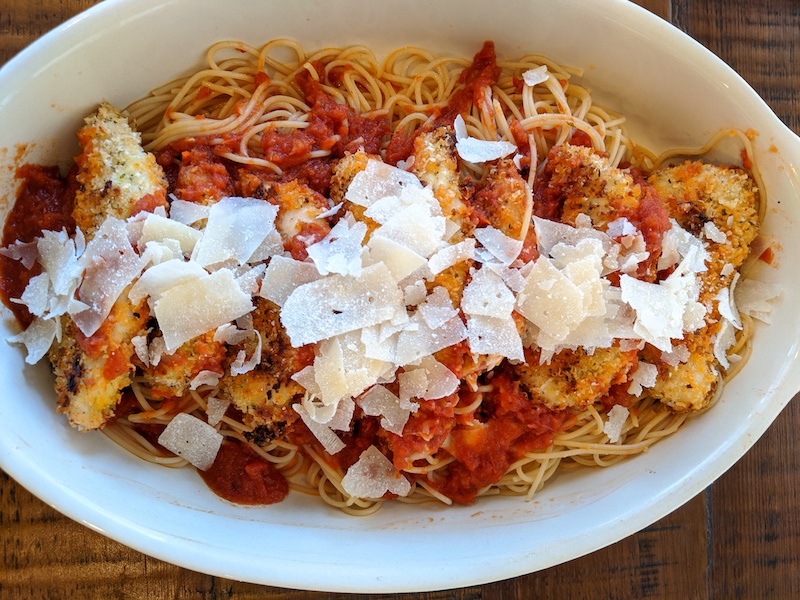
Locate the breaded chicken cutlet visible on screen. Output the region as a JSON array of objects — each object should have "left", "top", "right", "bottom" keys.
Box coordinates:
[
  {"left": 646, "top": 161, "right": 760, "bottom": 411},
  {"left": 49, "top": 103, "right": 168, "bottom": 430},
  {"left": 517, "top": 144, "right": 759, "bottom": 413}
]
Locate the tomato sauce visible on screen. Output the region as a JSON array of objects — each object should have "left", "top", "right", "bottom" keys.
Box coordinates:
[
  {"left": 438, "top": 41, "right": 501, "bottom": 125},
  {"left": 386, "top": 40, "right": 501, "bottom": 165},
  {"left": 433, "top": 372, "right": 573, "bottom": 504},
  {"left": 387, "top": 393, "right": 458, "bottom": 471},
  {"left": 621, "top": 171, "right": 672, "bottom": 281},
  {"left": 260, "top": 63, "right": 389, "bottom": 170},
  {"left": 0, "top": 164, "right": 76, "bottom": 327},
  {"left": 199, "top": 439, "right": 289, "bottom": 505}
]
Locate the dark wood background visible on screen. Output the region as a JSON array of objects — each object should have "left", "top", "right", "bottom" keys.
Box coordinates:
[{"left": 2, "top": 1, "right": 799, "bottom": 598}]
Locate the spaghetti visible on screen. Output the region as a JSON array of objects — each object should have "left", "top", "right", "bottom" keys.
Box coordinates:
[{"left": 2, "top": 39, "right": 765, "bottom": 515}]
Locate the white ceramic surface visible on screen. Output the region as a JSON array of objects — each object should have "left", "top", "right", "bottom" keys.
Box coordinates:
[{"left": 1, "top": 0, "right": 799, "bottom": 592}]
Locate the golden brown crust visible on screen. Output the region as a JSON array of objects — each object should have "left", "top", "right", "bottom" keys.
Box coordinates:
[{"left": 50, "top": 103, "right": 167, "bottom": 429}]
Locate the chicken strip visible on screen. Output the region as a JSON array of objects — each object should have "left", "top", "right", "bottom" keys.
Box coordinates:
[
  {"left": 646, "top": 162, "right": 760, "bottom": 411},
  {"left": 50, "top": 103, "right": 167, "bottom": 430}
]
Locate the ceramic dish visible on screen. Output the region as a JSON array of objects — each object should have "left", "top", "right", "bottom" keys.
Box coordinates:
[{"left": 1, "top": 0, "right": 799, "bottom": 592}]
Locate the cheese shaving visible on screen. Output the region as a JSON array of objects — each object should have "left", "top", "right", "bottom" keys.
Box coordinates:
[
  {"left": 154, "top": 268, "right": 254, "bottom": 352},
  {"left": 206, "top": 396, "right": 230, "bottom": 427},
  {"left": 522, "top": 65, "right": 549, "bottom": 87},
  {"left": 359, "top": 385, "right": 412, "bottom": 435},
  {"left": 280, "top": 263, "right": 404, "bottom": 346},
  {"left": 603, "top": 405, "right": 629, "bottom": 443},
  {"left": 454, "top": 115, "right": 517, "bottom": 163},
  {"left": 733, "top": 278, "right": 782, "bottom": 324},
  {"left": 9, "top": 317, "right": 59, "bottom": 364},
  {"left": 306, "top": 215, "right": 367, "bottom": 276},
  {"left": 71, "top": 217, "right": 146, "bottom": 337},
  {"left": 341, "top": 445, "right": 411, "bottom": 499},
  {"left": 292, "top": 403, "right": 346, "bottom": 454},
  {"left": 157, "top": 413, "right": 223, "bottom": 471},
  {"left": 192, "top": 196, "right": 279, "bottom": 267}
]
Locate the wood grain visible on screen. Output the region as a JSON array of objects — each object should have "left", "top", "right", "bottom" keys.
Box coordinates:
[{"left": 2, "top": 0, "right": 799, "bottom": 598}]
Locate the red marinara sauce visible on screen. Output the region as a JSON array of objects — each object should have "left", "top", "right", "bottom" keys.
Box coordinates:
[
  {"left": 433, "top": 371, "right": 574, "bottom": 505},
  {"left": 198, "top": 439, "right": 289, "bottom": 505},
  {"left": 0, "top": 164, "right": 76, "bottom": 327}
]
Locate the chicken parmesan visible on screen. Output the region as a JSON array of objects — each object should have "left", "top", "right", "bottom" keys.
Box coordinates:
[{"left": 0, "top": 40, "right": 779, "bottom": 513}]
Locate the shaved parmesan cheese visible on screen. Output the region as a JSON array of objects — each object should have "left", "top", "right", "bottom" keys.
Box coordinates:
[
  {"left": 312, "top": 336, "right": 348, "bottom": 405},
  {"left": 306, "top": 215, "right": 367, "bottom": 276},
  {"left": 714, "top": 319, "right": 737, "bottom": 369},
  {"left": 234, "top": 263, "right": 266, "bottom": 296},
  {"left": 138, "top": 212, "right": 202, "bottom": 255},
  {"left": 734, "top": 279, "right": 782, "bottom": 324},
  {"left": 139, "top": 239, "right": 183, "bottom": 266},
  {"left": 206, "top": 396, "right": 230, "bottom": 427},
  {"left": 620, "top": 238, "right": 707, "bottom": 353},
  {"left": 417, "top": 356, "right": 459, "bottom": 399},
  {"left": 317, "top": 202, "right": 343, "bottom": 220},
  {"left": 311, "top": 331, "right": 393, "bottom": 406},
  {"left": 281, "top": 263, "right": 404, "bottom": 346},
  {"left": 0, "top": 239, "right": 38, "bottom": 269},
  {"left": 359, "top": 385, "right": 412, "bottom": 435},
  {"left": 213, "top": 322, "right": 251, "bottom": 346},
  {"left": 341, "top": 445, "right": 411, "bottom": 499},
  {"left": 259, "top": 255, "right": 321, "bottom": 306},
  {"left": 606, "top": 218, "right": 638, "bottom": 238},
  {"left": 37, "top": 228, "right": 84, "bottom": 299},
  {"left": 292, "top": 403, "right": 345, "bottom": 454},
  {"left": 291, "top": 365, "right": 321, "bottom": 396},
  {"left": 716, "top": 274, "right": 742, "bottom": 329},
  {"left": 661, "top": 344, "right": 691, "bottom": 367},
  {"left": 147, "top": 336, "right": 167, "bottom": 367},
  {"left": 192, "top": 196, "right": 278, "bottom": 267},
  {"left": 394, "top": 312, "right": 467, "bottom": 365},
  {"left": 474, "top": 226, "right": 523, "bottom": 266},
  {"left": 229, "top": 329, "right": 262, "bottom": 376},
  {"left": 327, "top": 397, "right": 355, "bottom": 431},
  {"left": 154, "top": 268, "right": 254, "bottom": 352},
  {"left": 9, "top": 317, "right": 59, "bottom": 364},
  {"left": 366, "top": 234, "right": 427, "bottom": 282},
  {"left": 157, "top": 413, "right": 223, "bottom": 471},
  {"left": 249, "top": 228, "right": 284, "bottom": 264},
  {"left": 128, "top": 258, "right": 207, "bottom": 305},
  {"left": 345, "top": 159, "right": 423, "bottom": 208},
  {"left": 131, "top": 334, "right": 150, "bottom": 366},
  {"left": 603, "top": 405, "right": 629, "bottom": 443},
  {"left": 454, "top": 115, "right": 517, "bottom": 163},
  {"left": 522, "top": 65, "right": 549, "bottom": 87},
  {"left": 516, "top": 257, "right": 588, "bottom": 342},
  {"left": 427, "top": 238, "right": 475, "bottom": 275},
  {"left": 467, "top": 314, "right": 524, "bottom": 361},
  {"left": 373, "top": 203, "right": 446, "bottom": 258},
  {"left": 417, "top": 286, "right": 459, "bottom": 330},
  {"left": 703, "top": 221, "right": 728, "bottom": 244},
  {"left": 627, "top": 361, "right": 658, "bottom": 396},
  {"left": 168, "top": 199, "right": 210, "bottom": 225},
  {"left": 190, "top": 370, "right": 223, "bottom": 390},
  {"left": 620, "top": 274, "right": 685, "bottom": 352},
  {"left": 398, "top": 368, "right": 426, "bottom": 409},
  {"left": 71, "top": 217, "right": 146, "bottom": 337},
  {"left": 658, "top": 220, "right": 707, "bottom": 272},
  {"left": 17, "top": 273, "right": 50, "bottom": 317},
  {"left": 403, "top": 280, "right": 428, "bottom": 306},
  {"left": 462, "top": 266, "right": 516, "bottom": 318},
  {"left": 533, "top": 216, "right": 612, "bottom": 258},
  {"left": 364, "top": 184, "right": 443, "bottom": 224}
]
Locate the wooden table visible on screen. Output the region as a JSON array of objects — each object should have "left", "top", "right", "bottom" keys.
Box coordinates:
[{"left": 2, "top": 1, "right": 799, "bottom": 598}]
